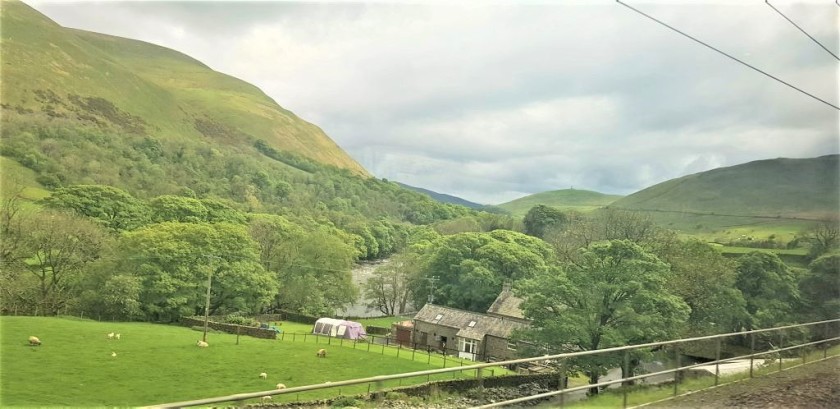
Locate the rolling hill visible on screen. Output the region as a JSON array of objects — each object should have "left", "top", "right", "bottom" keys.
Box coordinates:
[
  {"left": 610, "top": 155, "right": 839, "bottom": 219},
  {"left": 396, "top": 182, "right": 489, "bottom": 209},
  {"left": 497, "top": 189, "right": 623, "bottom": 217},
  {"left": 0, "top": 0, "right": 366, "bottom": 188}
]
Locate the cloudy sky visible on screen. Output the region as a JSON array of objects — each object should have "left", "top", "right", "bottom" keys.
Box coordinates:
[{"left": 27, "top": 0, "right": 839, "bottom": 204}]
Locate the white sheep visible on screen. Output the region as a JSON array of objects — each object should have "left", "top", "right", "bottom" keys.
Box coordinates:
[
  {"left": 111, "top": 351, "right": 117, "bottom": 357},
  {"left": 28, "top": 336, "right": 41, "bottom": 346},
  {"left": 261, "top": 396, "right": 272, "bottom": 403},
  {"left": 107, "top": 332, "right": 115, "bottom": 339},
  {"left": 196, "top": 340, "right": 209, "bottom": 348},
  {"left": 316, "top": 348, "right": 326, "bottom": 358},
  {"left": 115, "top": 333, "right": 121, "bottom": 340},
  {"left": 259, "top": 372, "right": 267, "bottom": 379},
  {"left": 275, "top": 383, "right": 286, "bottom": 390}
]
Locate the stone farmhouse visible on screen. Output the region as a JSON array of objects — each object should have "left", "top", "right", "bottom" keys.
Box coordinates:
[{"left": 412, "top": 284, "right": 528, "bottom": 361}]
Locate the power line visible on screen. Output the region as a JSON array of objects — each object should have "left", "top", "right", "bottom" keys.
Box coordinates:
[
  {"left": 765, "top": 0, "right": 839, "bottom": 61},
  {"left": 616, "top": 0, "right": 840, "bottom": 111}
]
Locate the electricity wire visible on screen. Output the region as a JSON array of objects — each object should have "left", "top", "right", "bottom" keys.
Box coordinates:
[
  {"left": 765, "top": 0, "right": 839, "bottom": 61},
  {"left": 616, "top": 0, "right": 840, "bottom": 111}
]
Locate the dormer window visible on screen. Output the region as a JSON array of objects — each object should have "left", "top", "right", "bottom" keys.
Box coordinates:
[
  {"left": 468, "top": 320, "right": 477, "bottom": 327},
  {"left": 434, "top": 314, "right": 443, "bottom": 320}
]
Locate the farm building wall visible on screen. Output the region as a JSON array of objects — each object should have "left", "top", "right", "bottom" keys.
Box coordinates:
[
  {"left": 413, "top": 320, "right": 460, "bottom": 352},
  {"left": 484, "top": 334, "right": 518, "bottom": 361},
  {"left": 180, "top": 317, "right": 277, "bottom": 339}
]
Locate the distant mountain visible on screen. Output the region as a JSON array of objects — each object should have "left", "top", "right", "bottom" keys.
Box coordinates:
[
  {"left": 610, "top": 155, "right": 839, "bottom": 219},
  {"left": 396, "top": 182, "right": 490, "bottom": 210},
  {"left": 497, "top": 189, "right": 622, "bottom": 217}
]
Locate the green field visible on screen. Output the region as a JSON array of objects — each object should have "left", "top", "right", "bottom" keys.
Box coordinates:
[
  {"left": 0, "top": 317, "right": 488, "bottom": 407},
  {"left": 497, "top": 189, "right": 622, "bottom": 217}
]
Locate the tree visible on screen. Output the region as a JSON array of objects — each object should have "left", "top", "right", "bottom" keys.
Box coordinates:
[
  {"left": 656, "top": 239, "right": 749, "bottom": 335},
  {"left": 41, "top": 184, "right": 149, "bottom": 231},
  {"left": 798, "top": 254, "right": 839, "bottom": 324},
  {"left": 523, "top": 205, "right": 569, "bottom": 238},
  {"left": 113, "top": 222, "right": 275, "bottom": 322},
  {"left": 735, "top": 251, "right": 800, "bottom": 330},
  {"left": 803, "top": 218, "right": 839, "bottom": 260},
  {"left": 363, "top": 253, "right": 418, "bottom": 315},
  {"left": 23, "top": 211, "right": 108, "bottom": 315},
  {"left": 517, "top": 240, "right": 690, "bottom": 395},
  {"left": 148, "top": 195, "right": 209, "bottom": 223},
  {"left": 414, "top": 229, "right": 554, "bottom": 312}
]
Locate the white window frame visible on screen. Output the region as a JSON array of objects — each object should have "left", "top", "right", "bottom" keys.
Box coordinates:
[{"left": 459, "top": 337, "right": 478, "bottom": 354}]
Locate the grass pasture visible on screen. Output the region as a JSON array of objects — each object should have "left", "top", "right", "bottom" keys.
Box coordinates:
[{"left": 0, "top": 316, "right": 487, "bottom": 407}]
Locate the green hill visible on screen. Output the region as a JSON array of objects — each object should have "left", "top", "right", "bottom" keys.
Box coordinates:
[
  {"left": 0, "top": 0, "right": 366, "bottom": 189},
  {"left": 497, "top": 189, "right": 622, "bottom": 217},
  {"left": 610, "top": 155, "right": 839, "bottom": 219}
]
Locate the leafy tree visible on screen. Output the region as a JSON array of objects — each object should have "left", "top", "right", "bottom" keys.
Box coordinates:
[
  {"left": 148, "top": 195, "right": 209, "bottom": 223},
  {"left": 735, "top": 251, "right": 800, "bottom": 330},
  {"left": 363, "top": 253, "right": 418, "bottom": 315},
  {"left": 414, "top": 229, "right": 554, "bottom": 311},
  {"left": 113, "top": 222, "right": 275, "bottom": 322},
  {"left": 803, "top": 217, "right": 839, "bottom": 260},
  {"left": 799, "top": 254, "right": 840, "bottom": 324},
  {"left": 517, "top": 240, "right": 690, "bottom": 394},
  {"left": 656, "top": 239, "right": 749, "bottom": 335},
  {"left": 201, "top": 198, "right": 247, "bottom": 224},
  {"left": 523, "top": 205, "right": 568, "bottom": 238},
  {"left": 23, "top": 211, "right": 109, "bottom": 315},
  {"left": 41, "top": 184, "right": 149, "bottom": 231}
]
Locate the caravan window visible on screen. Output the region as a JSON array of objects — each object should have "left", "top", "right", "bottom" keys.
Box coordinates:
[{"left": 337, "top": 325, "right": 347, "bottom": 336}]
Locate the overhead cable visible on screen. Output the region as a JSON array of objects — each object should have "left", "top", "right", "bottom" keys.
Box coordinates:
[
  {"left": 766, "top": 0, "right": 839, "bottom": 61},
  {"left": 616, "top": 0, "right": 839, "bottom": 111}
]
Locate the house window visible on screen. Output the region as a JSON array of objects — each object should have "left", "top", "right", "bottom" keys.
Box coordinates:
[
  {"left": 434, "top": 314, "right": 443, "bottom": 320},
  {"left": 507, "top": 340, "right": 517, "bottom": 351},
  {"left": 468, "top": 321, "right": 477, "bottom": 327},
  {"left": 459, "top": 338, "right": 478, "bottom": 354}
]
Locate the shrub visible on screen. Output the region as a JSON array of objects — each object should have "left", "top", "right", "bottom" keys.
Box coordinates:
[
  {"left": 385, "top": 391, "right": 407, "bottom": 401},
  {"left": 222, "top": 313, "right": 259, "bottom": 327},
  {"left": 330, "top": 396, "right": 359, "bottom": 408}
]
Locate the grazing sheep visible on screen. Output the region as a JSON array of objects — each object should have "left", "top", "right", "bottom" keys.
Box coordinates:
[
  {"left": 275, "top": 383, "right": 286, "bottom": 390},
  {"left": 115, "top": 333, "right": 121, "bottom": 340},
  {"left": 316, "top": 348, "right": 326, "bottom": 358},
  {"left": 196, "top": 340, "right": 209, "bottom": 348},
  {"left": 261, "top": 396, "right": 272, "bottom": 403},
  {"left": 107, "top": 332, "right": 115, "bottom": 339},
  {"left": 259, "top": 372, "right": 267, "bottom": 379},
  {"left": 111, "top": 351, "right": 117, "bottom": 357},
  {"left": 28, "top": 336, "right": 41, "bottom": 346}
]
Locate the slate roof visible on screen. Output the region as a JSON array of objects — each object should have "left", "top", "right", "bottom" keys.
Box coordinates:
[
  {"left": 486, "top": 287, "right": 526, "bottom": 321},
  {"left": 413, "top": 304, "right": 527, "bottom": 341}
]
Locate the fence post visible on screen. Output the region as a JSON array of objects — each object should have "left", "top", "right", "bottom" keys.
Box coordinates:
[
  {"left": 558, "top": 359, "right": 566, "bottom": 408},
  {"left": 623, "top": 350, "right": 629, "bottom": 408},
  {"left": 749, "top": 333, "right": 756, "bottom": 378},
  {"left": 340, "top": 337, "right": 343, "bottom": 347},
  {"left": 673, "top": 345, "right": 680, "bottom": 396},
  {"left": 236, "top": 325, "right": 240, "bottom": 346},
  {"left": 443, "top": 354, "right": 447, "bottom": 367},
  {"left": 778, "top": 331, "right": 784, "bottom": 372},
  {"left": 397, "top": 344, "right": 401, "bottom": 358},
  {"left": 477, "top": 367, "right": 484, "bottom": 389},
  {"left": 368, "top": 340, "right": 372, "bottom": 352},
  {"left": 714, "top": 338, "right": 721, "bottom": 386},
  {"left": 412, "top": 348, "right": 416, "bottom": 361}
]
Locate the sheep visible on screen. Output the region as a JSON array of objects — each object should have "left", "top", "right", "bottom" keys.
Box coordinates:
[
  {"left": 275, "top": 383, "right": 286, "bottom": 390},
  {"left": 316, "top": 348, "right": 326, "bottom": 358},
  {"left": 260, "top": 396, "right": 272, "bottom": 403},
  {"left": 115, "top": 333, "right": 121, "bottom": 340},
  {"left": 111, "top": 351, "right": 117, "bottom": 357},
  {"left": 107, "top": 332, "right": 115, "bottom": 339},
  {"left": 28, "top": 336, "right": 41, "bottom": 346},
  {"left": 259, "top": 372, "right": 267, "bottom": 379},
  {"left": 196, "top": 340, "right": 209, "bottom": 348}
]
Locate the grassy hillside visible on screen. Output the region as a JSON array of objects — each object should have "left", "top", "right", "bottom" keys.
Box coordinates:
[
  {"left": 0, "top": 0, "right": 366, "bottom": 183},
  {"left": 497, "top": 189, "right": 622, "bottom": 217},
  {"left": 1, "top": 316, "right": 478, "bottom": 407},
  {"left": 611, "top": 156, "right": 839, "bottom": 219},
  {"left": 606, "top": 156, "right": 839, "bottom": 244}
]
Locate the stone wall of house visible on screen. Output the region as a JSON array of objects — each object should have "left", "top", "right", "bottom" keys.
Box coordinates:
[
  {"left": 413, "top": 321, "right": 460, "bottom": 352},
  {"left": 180, "top": 317, "right": 277, "bottom": 339},
  {"left": 484, "top": 335, "right": 518, "bottom": 361}
]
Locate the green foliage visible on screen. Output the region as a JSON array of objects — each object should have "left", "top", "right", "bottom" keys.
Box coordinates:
[
  {"left": 109, "top": 222, "right": 275, "bottom": 322},
  {"left": 735, "top": 252, "right": 800, "bottom": 329},
  {"left": 41, "top": 185, "right": 149, "bottom": 231},
  {"left": 414, "top": 229, "right": 554, "bottom": 312},
  {"left": 523, "top": 204, "right": 569, "bottom": 238},
  {"left": 149, "top": 195, "right": 209, "bottom": 223},
  {"left": 799, "top": 254, "right": 840, "bottom": 323},
  {"left": 330, "top": 396, "right": 360, "bottom": 408},
  {"left": 516, "top": 240, "right": 690, "bottom": 392},
  {"left": 222, "top": 312, "right": 260, "bottom": 327}
]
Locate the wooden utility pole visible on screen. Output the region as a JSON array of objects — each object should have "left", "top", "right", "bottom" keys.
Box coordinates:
[{"left": 202, "top": 266, "right": 213, "bottom": 342}]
